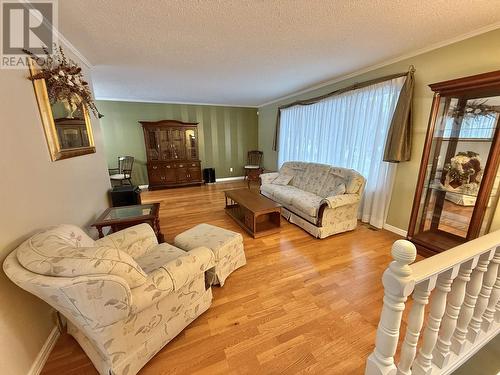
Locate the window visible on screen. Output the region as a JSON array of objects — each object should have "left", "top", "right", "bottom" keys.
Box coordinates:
[{"left": 278, "top": 76, "right": 405, "bottom": 227}]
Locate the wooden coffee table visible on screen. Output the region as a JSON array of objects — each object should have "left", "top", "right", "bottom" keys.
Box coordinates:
[
  {"left": 92, "top": 203, "right": 165, "bottom": 243},
  {"left": 224, "top": 189, "right": 281, "bottom": 238}
]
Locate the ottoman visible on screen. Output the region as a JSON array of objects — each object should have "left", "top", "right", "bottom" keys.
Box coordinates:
[{"left": 174, "top": 224, "right": 246, "bottom": 286}]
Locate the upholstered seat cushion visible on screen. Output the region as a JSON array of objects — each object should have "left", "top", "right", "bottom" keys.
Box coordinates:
[
  {"left": 260, "top": 183, "right": 284, "bottom": 197},
  {"left": 291, "top": 191, "right": 324, "bottom": 217},
  {"left": 273, "top": 185, "right": 303, "bottom": 205},
  {"left": 244, "top": 165, "right": 260, "bottom": 169},
  {"left": 174, "top": 223, "right": 246, "bottom": 286},
  {"left": 16, "top": 224, "right": 147, "bottom": 288},
  {"left": 135, "top": 243, "right": 185, "bottom": 274},
  {"left": 110, "top": 173, "right": 128, "bottom": 180}
]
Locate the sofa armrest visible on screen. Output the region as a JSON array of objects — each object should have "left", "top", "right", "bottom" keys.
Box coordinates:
[
  {"left": 95, "top": 223, "right": 158, "bottom": 259},
  {"left": 131, "top": 247, "right": 215, "bottom": 311},
  {"left": 260, "top": 172, "right": 279, "bottom": 185},
  {"left": 321, "top": 194, "right": 360, "bottom": 209}
]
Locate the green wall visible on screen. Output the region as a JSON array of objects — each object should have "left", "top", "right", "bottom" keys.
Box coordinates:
[
  {"left": 258, "top": 28, "right": 500, "bottom": 232},
  {"left": 98, "top": 101, "right": 258, "bottom": 184}
]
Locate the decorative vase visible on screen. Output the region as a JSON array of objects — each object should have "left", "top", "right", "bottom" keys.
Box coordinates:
[{"left": 62, "top": 94, "right": 82, "bottom": 118}]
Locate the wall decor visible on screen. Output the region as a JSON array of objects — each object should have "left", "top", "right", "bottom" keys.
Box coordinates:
[{"left": 25, "top": 46, "right": 101, "bottom": 161}]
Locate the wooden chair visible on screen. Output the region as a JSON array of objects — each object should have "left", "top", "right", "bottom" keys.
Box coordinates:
[
  {"left": 244, "top": 150, "right": 264, "bottom": 188},
  {"left": 109, "top": 156, "right": 134, "bottom": 185}
]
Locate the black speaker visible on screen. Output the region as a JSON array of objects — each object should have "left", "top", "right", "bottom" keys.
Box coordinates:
[
  {"left": 109, "top": 186, "right": 141, "bottom": 207},
  {"left": 203, "top": 168, "right": 216, "bottom": 183}
]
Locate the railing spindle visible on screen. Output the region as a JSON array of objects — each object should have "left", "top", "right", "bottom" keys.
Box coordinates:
[
  {"left": 451, "top": 253, "right": 492, "bottom": 354},
  {"left": 468, "top": 248, "right": 500, "bottom": 342},
  {"left": 482, "top": 256, "right": 500, "bottom": 331},
  {"left": 412, "top": 268, "right": 457, "bottom": 375},
  {"left": 397, "top": 278, "right": 435, "bottom": 375},
  {"left": 495, "top": 299, "right": 500, "bottom": 323},
  {"left": 432, "top": 259, "right": 476, "bottom": 368}
]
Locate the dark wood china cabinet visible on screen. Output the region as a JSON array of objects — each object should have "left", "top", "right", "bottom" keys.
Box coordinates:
[
  {"left": 408, "top": 70, "right": 500, "bottom": 257},
  {"left": 140, "top": 120, "right": 203, "bottom": 189}
]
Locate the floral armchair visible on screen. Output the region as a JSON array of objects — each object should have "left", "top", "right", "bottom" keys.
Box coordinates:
[{"left": 3, "top": 223, "right": 215, "bottom": 375}]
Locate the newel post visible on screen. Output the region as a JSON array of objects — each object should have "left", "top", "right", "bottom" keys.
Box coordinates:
[{"left": 365, "top": 240, "right": 417, "bottom": 375}]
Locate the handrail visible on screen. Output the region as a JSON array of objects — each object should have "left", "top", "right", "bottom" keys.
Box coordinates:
[
  {"left": 366, "top": 230, "right": 500, "bottom": 375},
  {"left": 411, "top": 230, "right": 500, "bottom": 282}
]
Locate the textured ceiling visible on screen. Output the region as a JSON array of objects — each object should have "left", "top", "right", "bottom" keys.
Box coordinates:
[{"left": 58, "top": 0, "right": 500, "bottom": 107}]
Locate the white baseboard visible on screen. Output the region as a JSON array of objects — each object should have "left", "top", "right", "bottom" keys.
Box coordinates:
[
  {"left": 137, "top": 178, "right": 244, "bottom": 187},
  {"left": 216, "top": 176, "right": 245, "bottom": 182},
  {"left": 28, "top": 326, "right": 60, "bottom": 375},
  {"left": 383, "top": 223, "right": 408, "bottom": 237}
]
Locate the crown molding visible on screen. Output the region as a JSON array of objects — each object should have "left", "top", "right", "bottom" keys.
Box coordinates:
[
  {"left": 258, "top": 22, "right": 500, "bottom": 108},
  {"left": 95, "top": 96, "right": 259, "bottom": 108},
  {"left": 55, "top": 30, "right": 92, "bottom": 68}
]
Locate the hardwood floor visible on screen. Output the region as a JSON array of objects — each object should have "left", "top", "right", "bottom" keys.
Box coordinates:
[{"left": 42, "top": 181, "right": 404, "bottom": 375}]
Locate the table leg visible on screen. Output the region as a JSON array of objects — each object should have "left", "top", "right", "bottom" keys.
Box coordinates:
[
  {"left": 97, "top": 226, "right": 104, "bottom": 238},
  {"left": 154, "top": 217, "right": 165, "bottom": 243}
]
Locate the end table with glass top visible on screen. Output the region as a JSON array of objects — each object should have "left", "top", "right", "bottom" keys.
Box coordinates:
[{"left": 92, "top": 203, "right": 165, "bottom": 243}]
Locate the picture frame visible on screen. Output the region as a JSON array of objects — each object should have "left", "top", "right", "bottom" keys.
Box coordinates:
[{"left": 28, "top": 58, "right": 96, "bottom": 161}]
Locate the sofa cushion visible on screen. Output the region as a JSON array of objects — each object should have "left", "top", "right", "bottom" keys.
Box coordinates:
[
  {"left": 329, "top": 167, "right": 364, "bottom": 195},
  {"left": 260, "top": 183, "right": 284, "bottom": 197},
  {"left": 301, "top": 163, "right": 331, "bottom": 195},
  {"left": 273, "top": 185, "right": 303, "bottom": 205},
  {"left": 280, "top": 162, "right": 364, "bottom": 196},
  {"left": 280, "top": 162, "right": 308, "bottom": 190},
  {"left": 16, "top": 224, "right": 147, "bottom": 288},
  {"left": 135, "top": 243, "right": 185, "bottom": 274},
  {"left": 272, "top": 174, "right": 293, "bottom": 186},
  {"left": 291, "top": 191, "right": 324, "bottom": 217}
]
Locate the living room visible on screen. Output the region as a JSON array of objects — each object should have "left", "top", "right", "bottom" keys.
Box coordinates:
[{"left": 1, "top": 1, "right": 500, "bottom": 375}]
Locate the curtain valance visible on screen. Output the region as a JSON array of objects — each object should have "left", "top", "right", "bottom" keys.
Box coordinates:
[{"left": 273, "top": 66, "right": 415, "bottom": 163}]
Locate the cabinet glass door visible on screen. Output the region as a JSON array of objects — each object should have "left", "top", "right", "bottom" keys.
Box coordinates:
[
  {"left": 413, "top": 95, "right": 500, "bottom": 250},
  {"left": 146, "top": 128, "right": 160, "bottom": 161},
  {"left": 169, "top": 128, "right": 185, "bottom": 160},
  {"left": 158, "top": 128, "right": 171, "bottom": 160},
  {"left": 185, "top": 128, "right": 197, "bottom": 160}
]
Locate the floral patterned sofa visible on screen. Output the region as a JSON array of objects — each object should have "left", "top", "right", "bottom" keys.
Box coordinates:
[
  {"left": 260, "top": 161, "right": 366, "bottom": 238},
  {"left": 3, "top": 223, "right": 215, "bottom": 375}
]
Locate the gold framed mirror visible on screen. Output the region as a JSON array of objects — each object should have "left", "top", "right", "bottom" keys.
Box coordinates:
[{"left": 29, "top": 58, "right": 96, "bottom": 161}]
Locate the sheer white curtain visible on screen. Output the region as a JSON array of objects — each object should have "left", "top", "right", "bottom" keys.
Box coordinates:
[{"left": 278, "top": 76, "right": 406, "bottom": 228}]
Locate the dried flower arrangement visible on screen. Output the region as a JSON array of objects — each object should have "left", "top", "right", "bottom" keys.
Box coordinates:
[
  {"left": 443, "top": 151, "right": 482, "bottom": 192},
  {"left": 23, "top": 45, "right": 103, "bottom": 118},
  {"left": 448, "top": 100, "right": 498, "bottom": 119}
]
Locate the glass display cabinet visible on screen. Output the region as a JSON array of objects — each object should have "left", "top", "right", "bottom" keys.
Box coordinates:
[
  {"left": 408, "top": 70, "right": 500, "bottom": 256},
  {"left": 140, "top": 120, "right": 202, "bottom": 189}
]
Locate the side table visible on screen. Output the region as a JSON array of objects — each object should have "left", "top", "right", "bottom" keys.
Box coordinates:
[{"left": 91, "top": 203, "right": 164, "bottom": 243}]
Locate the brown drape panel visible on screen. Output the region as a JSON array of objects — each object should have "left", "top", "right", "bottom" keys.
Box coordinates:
[
  {"left": 383, "top": 68, "right": 415, "bottom": 162},
  {"left": 272, "top": 67, "right": 415, "bottom": 161}
]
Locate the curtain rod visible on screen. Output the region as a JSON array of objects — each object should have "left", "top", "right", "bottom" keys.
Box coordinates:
[{"left": 278, "top": 66, "right": 415, "bottom": 111}]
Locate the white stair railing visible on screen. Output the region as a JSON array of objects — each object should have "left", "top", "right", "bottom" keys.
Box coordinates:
[{"left": 365, "top": 231, "right": 500, "bottom": 375}]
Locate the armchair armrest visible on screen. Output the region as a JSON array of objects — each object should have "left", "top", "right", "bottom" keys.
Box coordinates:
[
  {"left": 131, "top": 247, "right": 215, "bottom": 312},
  {"left": 321, "top": 194, "right": 360, "bottom": 209},
  {"left": 95, "top": 223, "right": 158, "bottom": 259},
  {"left": 61, "top": 274, "right": 132, "bottom": 329},
  {"left": 260, "top": 172, "right": 279, "bottom": 185}
]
